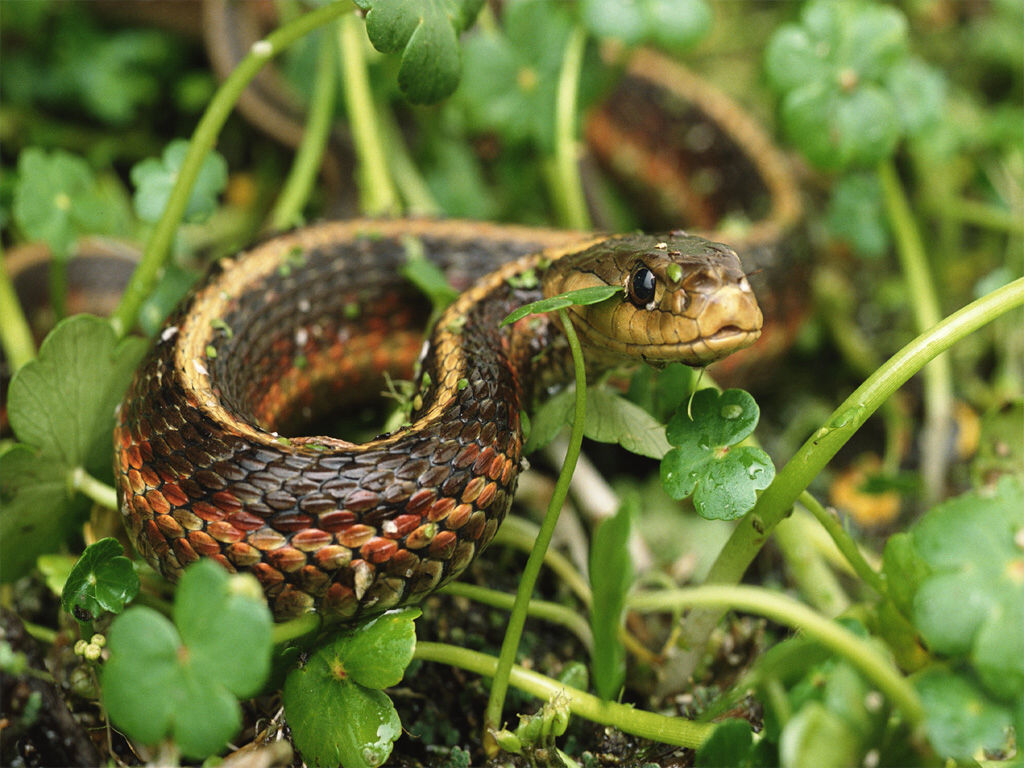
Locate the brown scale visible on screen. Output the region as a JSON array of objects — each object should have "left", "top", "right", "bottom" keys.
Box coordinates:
[{"left": 115, "top": 220, "right": 762, "bottom": 622}]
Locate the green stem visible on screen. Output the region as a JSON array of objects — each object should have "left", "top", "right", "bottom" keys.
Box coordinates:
[
  {"left": 491, "top": 515, "right": 592, "bottom": 606},
  {"left": 484, "top": 308, "right": 587, "bottom": 735},
  {"left": 271, "top": 613, "right": 322, "bottom": 645},
  {"left": 772, "top": 511, "right": 849, "bottom": 616},
  {"left": 416, "top": 642, "right": 712, "bottom": 748},
  {"left": 440, "top": 582, "right": 593, "bottom": 650},
  {"left": 934, "top": 196, "right": 1024, "bottom": 236},
  {"left": 268, "top": 25, "right": 339, "bottom": 231},
  {"left": 69, "top": 467, "right": 118, "bottom": 510},
  {"left": 377, "top": 103, "right": 442, "bottom": 216},
  {"left": 799, "top": 490, "right": 887, "bottom": 597},
  {"left": 0, "top": 251, "right": 36, "bottom": 370},
  {"left": 549, "top": 25, "right": 590, "bottom": 230},
  {"left": 110, "top": 2, "right": 350, "bottom": 336},
  {"left": 338, "top": 12, "right": 400, "bottom": 216},
  {"left": 878, "top": 160, "right": 954, "bottom": 506},
  {"left": 629, "top": 584, "right": 924, "bottom": 726},
  {"left": 678, "top": 276, "right": 1024, "bottom": 677},
  {"left": 48, "top": 260, "right": 68, "bottom": 322}
]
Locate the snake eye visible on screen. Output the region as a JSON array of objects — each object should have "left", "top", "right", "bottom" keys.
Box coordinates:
[{"left": 627, "top": 265, "right": 657, "bottom": 308}]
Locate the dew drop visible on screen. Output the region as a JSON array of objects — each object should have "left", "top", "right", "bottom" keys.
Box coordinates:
[{"left": 721, "top": 404, "right": 743, "bottom": 420}]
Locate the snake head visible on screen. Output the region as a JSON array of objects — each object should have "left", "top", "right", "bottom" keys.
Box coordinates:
[{"left": 544, "top": 233, "right": 763, "bottom": 367}]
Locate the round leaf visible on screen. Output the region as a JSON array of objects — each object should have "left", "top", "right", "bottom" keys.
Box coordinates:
[{"left": 61, "top": 537, "right": 140, "bottom": 620}]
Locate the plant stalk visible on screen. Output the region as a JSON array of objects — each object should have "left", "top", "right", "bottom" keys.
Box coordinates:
[
  {"left": 268, "top": 25, "right": 339, "bottom": 231},
  {"left": 111, "top": 1, "right": 350, "bottom": 336},
  {"left": 484, "top": 308, "right": 587, "bottom": 743},
  {"left": 69, "top": 467, "right": 118, "bottom": 510},
  {"left": 550, "top": 25, "right": 590, "bottom": 230},
  {"left": 0, "top": 251, "right": 36, "bottom": 370},
  {"left": 337, "top": 12, "right": 400, "bottom": 216},
  {"left": 417, "top": 642, "right": 712, "bottom": 748}
]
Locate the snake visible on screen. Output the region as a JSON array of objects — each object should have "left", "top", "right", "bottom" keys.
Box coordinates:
[{"left": 113, "top": 219, "right": 762, "bottom": 622}]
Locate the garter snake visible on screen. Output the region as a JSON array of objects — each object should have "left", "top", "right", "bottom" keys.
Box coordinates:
[{"left": 114, "top": 219, "right": 762, "bottom": 621}]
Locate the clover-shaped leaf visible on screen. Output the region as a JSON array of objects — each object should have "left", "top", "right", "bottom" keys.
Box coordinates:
[
  {"left": 764, "top": 0, "right": 944, "bottom": 171},
  {"left": 13, "top": 149, "right": 111, "bottom": 257},
  {"left": 101, "top": 560, "right": 272, "bottom": 759},
  {"left": 61, "top": 537, "right": 140, "bottom": 621},
  {"left": 916, "top": 668, "right": 1015, "bottom": 761},
  {"left": 1, "top": 316, "right": 147, "bottom": 583},
  {"left": 459, "top": 0, "right": 574, "bottom": 149},
  {"left": 130, "top": 139, "right": 228, "bottom": 224},
  {"left": 356, "top": 0, "right": 484, "bottom": 104},
  {"left": 580, "top": 0, "right": 711, "bottom": 51},
  {"left": 659, "top": 388, "right": 774, "bottom": 520},
  {"left": 910, "top": 475, "right": 1024, "bottom": 702},
  {"left": 283, "top": 608, "right": 419, "bottom": 768}
]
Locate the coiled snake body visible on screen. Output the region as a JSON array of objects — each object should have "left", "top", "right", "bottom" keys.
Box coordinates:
[{"left": 114, "top": 220, "right": 761, "bottom": 621}]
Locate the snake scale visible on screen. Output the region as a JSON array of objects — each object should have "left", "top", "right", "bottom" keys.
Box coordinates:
[{"left": 113, "top": 219, "right": 762, "bottom": 622}]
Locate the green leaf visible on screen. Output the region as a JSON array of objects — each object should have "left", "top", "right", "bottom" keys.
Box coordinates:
[
  {"left": 589, "top": 497, "right": 635, "bottom": 701},
  {"left": 0, "top": 446, "right": 89, "bottom": 583},
  {"left": 523, "top": 389, "right": 574, "bottom": 455},
  {"left": 660, "top": 389, "right": 774, "bottom": 520},
  {"left": 580, "top": 0, "right": 711, "bottom": 51},
  {"left": 7, "top": 315, "right": 147, "bottom": 472},
  {"left": 694, "top": 719, "right": 757, "bottom": 767},
  {"left": 359, "top": 0, "right": 484, "bottom": 104},
  {"left": 61, "top": 537, "right": 140, "bottom": 621},
  {"left": 283, "top": 612, "right": 417, "bottom": 768},
  {"left": 331, "top": 608, "right": 421, "bottom": 689},
  {"left": 880, "top": 533, "right": 930, "bottom": 618},
  {"left": 778, "top": 701, "right": 860, "bottom": 768},
  {"left": 101, "top": 560, "right": 272, "bottom": 759},
  {"left": 501, "top": 285, "right": 621, "bottom": 326},
  {"left": 970, "top": 400, "right": 1024, "bottom": 487},
  {"left": 130, "top": 139, "right": 228, "bottom": 224},
  {"left": 826, "top": 173, "right": 889, "bottom": 258},
  {"left": 12, "top": 148, "right": 110, "bottom": 257},
  {"left": 459, "top": 0, "right": 574, "bottom": 149},
  {"left": 885, "top": 57, "right": 946, "bottom": 137},
  {"left": 584, "top": 388, "right": 671, "bottom": 459},
  {"left": 910, "top": 475, "right": 1024, "bottom": 701},
  {"left": 1, "top": 316, "right": 146, "bottom": 582},
  {"left": 916, "top": 667, "right": 1015, "bottom": 760},
  {"left": 399, "top": 239, "right": 459, "bottom": 311}
]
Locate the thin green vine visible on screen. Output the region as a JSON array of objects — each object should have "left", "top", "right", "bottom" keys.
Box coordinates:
[
  {"left": 491, "top": 515, "right": 592, "bottom": 606},
  {"left": 677, "top": 275, "right": 1024, "bottom": 678},
  {"left": 878, "top": 159, "right": 954, "bottom": 507},
  {"left": 110, "top": 1, "right": 350, "bottom": 337},
  {"left": 0, "top": 251, "right": 36, "bottom": 370},
  {"left": 440, "top": 582, "right": 593, "bottom": 650},
  {"left": 268, "top": 25, "right": 339, "bottom": 231},
  {"left": 798, "top": 490, "right": 887, "bottom": 597},
  {"left": 69, "top": 467, "right": 118, "bottom": 510},
  {"left": 416, "top": 642, "right": 713, "bottom": 749},
  {"left": 484, "top": 307, "right": 588, "bottom": 740},
  {"left": 337, "top": 11, "right": 400, "bottom": 216},
  {"left": 629, "top": 584, "right": 925, "bottom": 726},
  {"left": 549, "top": 25, "right": 590, "bottom": 230}
]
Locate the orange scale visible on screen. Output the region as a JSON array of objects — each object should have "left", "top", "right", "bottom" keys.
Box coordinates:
[
  {"left": 163, "top": 482, "right": 188, "bottom": 507},
  {"left": 314, "top": 545, "right": 352, "bottom": 570},
  {"left": 405, "top": 523, "right": 438, "bottom": 550},
  {"left": 187, "top": 529, "right": 221, "bottom": 556},
  {"left": 476, "top": 481, "right": 498, "bottom": 508},
  {"left": 212, "top": 491, "right": 242, "bottom": 514},
  {"left": 227, "top": 509, "right": 266, "bottom": 532},
  {"left": 445, "top": 504, "right": 473, "bottom": 530},
  {"left": 383, "top": 514, "right": 420, "bottom": 539},
  {"left": 454, "top": 444, "right": 480, "bottom": 469},
  {"left": 291, "top": 529, "right": 332, "bottom": 551},
  {"left": 487, "top": 454, "right": 505, "bottom": 481},
  {"left": 207, "top": 520, "right": 244, "bottom": 543},
  {"left": 127, "top": 469, "right": 146, "bottom": 494},
  {"left": 139, "top": 466, "right": 161, "bottom": 487},
  {"left": 406, "top": 488, "right": 435, "bottom": 515},
  {"left": 131, "top": 494, "right": 153, "bottom": 519},
  {"left": 427, "top": 496, "right": 456, "bottom": 522},
  {"left": 461, "top": 476, "right": 485, "bottom": 504},
  {"left": 249, "top": 528, "right": 287, "bottom": 551},
  {"left": 226, "top": 542, "right": 262, "bottom": 567},
  {"left": 464, "top": 510, "right": 487, "bottom": 540},
  {"left": 210, "top": 554, "right": 237, "bottom": 573},
  {"left": 192, "top": 501, "right": 226, "bottom": 523},
  {"left": 172, "top": 537, "right": 199, "bottom": 566},
  {"left": 428, "top": 530, "right": 457, "bottom": 559},
  {"left": 155, "top": 514, "right": 184, "bottom": 539},
  {"left": 138, "top": 440, "right": 154, "bottom": 463},
  {"left": 472, "top": 446, "right": 496, "bottom": 475},
  {"left": 267, "top": 547, "right": 306, "bottom": 572},
  {"left": 361, "top": 537, "right": 398, "bottom": 564},
  {"left": 324, "top": 582, "right": 358, "bottom": 617},
  {"left": 251, "top": 562, "right": 285, "bottom": 592},
  {"left": 124, "top": 443, "right": 143, "bottom": 470},
  {"left": 146, "top": 490, "right": 171, "bottom": 516},
  {"left": 336, "top": 523, "right": 375, "bottom": 549},
  {"left": 144, "top": 520, "right": 170, "bottom": 556}
]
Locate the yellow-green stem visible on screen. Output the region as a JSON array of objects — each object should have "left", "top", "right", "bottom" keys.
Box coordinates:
[{"left": 0, "top": 251, "right": 36, "bottom": 370}]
